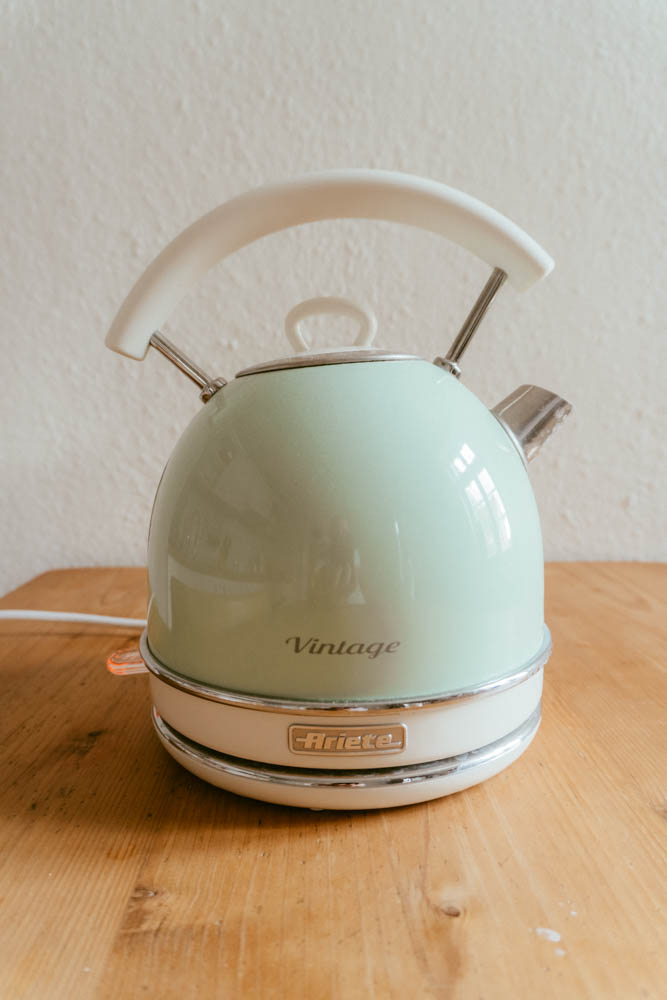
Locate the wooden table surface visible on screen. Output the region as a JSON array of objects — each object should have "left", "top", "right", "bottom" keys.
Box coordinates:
[{"left": 0, "top": 564, "right": 665, "bottom": 999}]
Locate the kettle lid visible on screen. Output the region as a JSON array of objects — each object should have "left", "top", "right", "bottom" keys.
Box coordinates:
[{"left": 235, "top": 296, "right": 420, "bottom": 378}]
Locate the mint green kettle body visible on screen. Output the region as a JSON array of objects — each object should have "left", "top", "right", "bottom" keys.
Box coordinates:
[{"left": 145, "top": 358, "right": 549, "bottom": 701}]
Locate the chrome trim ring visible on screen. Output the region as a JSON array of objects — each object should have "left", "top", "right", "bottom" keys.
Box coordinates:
[
  {"left": 140, "top": 627, "right": 551, "bottom": 716},
  {"left": 152, "top": 703, "right": 541, "bottom": 789},
  {"left": 235, "top": 351, "right": 421, "bottom": 377}
]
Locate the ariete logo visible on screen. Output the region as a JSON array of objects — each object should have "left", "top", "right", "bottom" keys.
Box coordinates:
[{"left": 289, "top": 724, "right": 406, "bottom": 755}]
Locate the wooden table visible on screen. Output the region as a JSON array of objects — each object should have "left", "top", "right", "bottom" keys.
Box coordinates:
[{"left": 0, "top": 564, "right": 665, "bottom": 999}]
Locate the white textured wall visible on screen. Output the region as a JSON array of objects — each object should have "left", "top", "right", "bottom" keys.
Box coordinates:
[{"left": 2, "top": 0, "right": 666, "bottom": 594}]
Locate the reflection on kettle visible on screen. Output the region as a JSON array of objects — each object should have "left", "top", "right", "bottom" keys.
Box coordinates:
[{"left": 308, "top": 517, "right": 360, "bottom": 607}]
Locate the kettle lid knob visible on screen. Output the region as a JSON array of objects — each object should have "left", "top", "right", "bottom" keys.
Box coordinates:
[{"left": 284, "top": 297, "right": 377, "bottom": 354}]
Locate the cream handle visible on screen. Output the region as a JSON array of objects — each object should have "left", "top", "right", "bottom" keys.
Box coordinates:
[{"left": 105, "top": 169, "right": 554, "bottom": 360}]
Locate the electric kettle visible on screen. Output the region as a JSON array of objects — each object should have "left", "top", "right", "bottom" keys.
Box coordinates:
[{"left": 105, "top": 170, "right": 571, "bottom": 809}]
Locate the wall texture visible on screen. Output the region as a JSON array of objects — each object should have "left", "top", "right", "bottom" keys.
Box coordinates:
[{"left": 1, "top": 0, "right": 666, "bottom": 594}]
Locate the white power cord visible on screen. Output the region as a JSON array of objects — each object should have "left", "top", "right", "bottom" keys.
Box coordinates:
[{"left": 0, "top": 610, "right": 146, "bottom": 628}]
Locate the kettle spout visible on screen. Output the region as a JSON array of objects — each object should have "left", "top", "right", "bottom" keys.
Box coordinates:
[{"left": 492, "top": 385, "right": 572, "bottom": 464}]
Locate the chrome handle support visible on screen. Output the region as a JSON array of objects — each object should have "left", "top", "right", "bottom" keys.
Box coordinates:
[
  {"left": 435, "top": 266, "right": 507, "bottom": 377},
  {"left": 149, "top": 332, "right": 226, "bottom": 402}
]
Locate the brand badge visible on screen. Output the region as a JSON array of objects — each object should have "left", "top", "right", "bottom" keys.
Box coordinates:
[{"left": 289, "top": 724, "right": 406, "bottom": 755}]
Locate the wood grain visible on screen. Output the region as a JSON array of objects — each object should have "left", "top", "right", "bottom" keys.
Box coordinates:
[{"left": 0, "top": 564, "right": 665, "bottom": 999}]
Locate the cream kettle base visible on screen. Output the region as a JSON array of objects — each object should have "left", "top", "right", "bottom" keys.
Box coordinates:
[
  {"left": 141, "top": 629, "right": 550, "bottom": 809},
  {"left": 153, "top": 705, "right": 541, "bottom": 810}
]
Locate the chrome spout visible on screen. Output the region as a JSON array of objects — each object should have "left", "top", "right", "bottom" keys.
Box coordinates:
[{"left": 492, "top": 385, "right": 572, "bottom": 464}]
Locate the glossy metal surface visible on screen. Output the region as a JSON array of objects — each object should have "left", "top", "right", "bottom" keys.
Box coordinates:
[
  {"left": 139, "top": 626, "right": 551, "bottom": 714},
  {"left": 150, "top": 331, "right": 227, "bottom": 402},
  {"left": 146, "top": 359, "right": 545, "bottom": 700},
  {"left": 236, "top": 350, "right": 420, "bottom": 378},
  {"left": 152, "top": 702, "right": 542, "bottom": 789},
  {"left": 492, "top": 385, "right": 572, "bottom": 464},
  {"left": 435, "top": 267, "right": 506, "bottom": 376}
]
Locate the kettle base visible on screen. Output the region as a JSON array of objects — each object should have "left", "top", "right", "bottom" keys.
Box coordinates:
[{"left": 152, "top": 703, "right": 541, "bottom": 810}]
